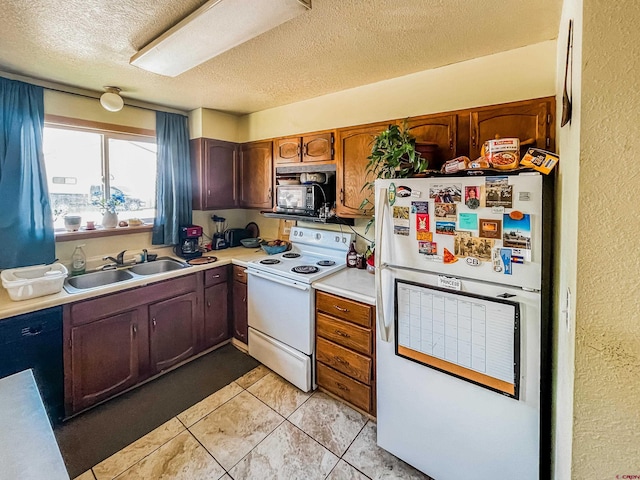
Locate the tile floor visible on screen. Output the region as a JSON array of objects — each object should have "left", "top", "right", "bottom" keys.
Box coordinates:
[{"left": 74, "top": 365, "right": 431, "bottom": 480}]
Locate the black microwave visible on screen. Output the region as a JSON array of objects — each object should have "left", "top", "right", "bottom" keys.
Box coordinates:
[{"left": 275, "top": 184, "right": 332, "bottom": 216}]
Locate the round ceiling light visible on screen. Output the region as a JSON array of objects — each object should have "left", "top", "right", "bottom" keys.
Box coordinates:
[{"left": 100, "top": 87, "right": 124, "bottom": 112}]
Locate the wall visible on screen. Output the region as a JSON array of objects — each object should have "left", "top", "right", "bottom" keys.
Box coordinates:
[
  {"left": 551, "top": 1, "right": 582, "bottom": 478},
  {"left": 238, "top": 41, "right": 557, "bottom": 142},
  {"left": 572, "top": 1, "right": 640, "bottom": 477},
  {"left": 188, "top": 107, "right": 240, "bottom": 142}
]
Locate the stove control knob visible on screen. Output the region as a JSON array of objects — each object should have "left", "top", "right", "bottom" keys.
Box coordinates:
[
  {"left": 335, "top": 236, "right": 340, "bottom": 242},
  {"left": 293, "top": 231, "right": 299, "bottom": 237},
  {"left": 342, "top": 237, "right": 347, "bottom": 243},
  {"left": 316, "top": 233, "right": 321, "bottom": 240}
]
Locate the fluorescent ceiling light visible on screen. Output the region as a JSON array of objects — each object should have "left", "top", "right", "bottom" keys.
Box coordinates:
[{"left": 130, "top": 0, "right": 311, "bottom": 77}]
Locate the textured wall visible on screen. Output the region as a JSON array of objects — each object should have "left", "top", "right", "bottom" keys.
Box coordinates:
[
  {"left": 573, "top": 1, "right": 640, "bottom": 477},
  {"left": 552, "top": 1, "right": 582, "bottom": 479}
]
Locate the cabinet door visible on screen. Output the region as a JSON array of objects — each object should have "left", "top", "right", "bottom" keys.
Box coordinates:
[
  {"left": 233, "top": 280, "right": 248, "bottom": 344},
  {"left": 149, "top": 292, "right": 198, "bottom": 374},
  {"left": 406, "top": 114, "right": 458, "bottom": 166},
  {"left": 203, "top": 283, "right": 230, "bottom": 349},
  {"left": 335, "top": 122, "right": 388, "bottom": 217},
  {"left": 190, "top": 138, "right": 238, "bottom": 210},
  {"left": 274, "top": 136, "right": 301, "bottom": 165},
  {"left": 302, "top": 132, "right": 334, "bottom": 163},
  {"left": 469, "top": 100, "right": 553, "bottom": 159},
  {"left": 70, "top": 310, "right": 140, "bottom": 413},
  {"left": 239, "top": 141, "right": 273, "bottom": 208}
]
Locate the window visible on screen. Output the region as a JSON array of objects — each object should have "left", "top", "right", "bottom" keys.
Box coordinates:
[{"left": 43, "top": 125, "right": 157, "bottom": 231}]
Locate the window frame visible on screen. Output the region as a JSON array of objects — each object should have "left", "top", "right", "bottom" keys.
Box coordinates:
[{"left": 43, "top": 116, "right": 157, "bottom": 241}]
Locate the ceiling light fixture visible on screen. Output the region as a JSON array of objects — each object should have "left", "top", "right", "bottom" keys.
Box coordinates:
[
  {"left": 130, "top": 0, "right": 311, "bottom": 77},
  {"left": 100, "top": 87, "right": 124, "bottom": 112}
]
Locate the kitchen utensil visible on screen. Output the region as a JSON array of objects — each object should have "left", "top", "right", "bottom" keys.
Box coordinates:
[
  {"left": 260, "top": 240, "right": 290, "bottom": 255},
  {"left": 561, "top": 19, "right": 573, "bottom": 127},
  {"left": 240, "top": 238, "right": 261, "bottom": 248},
  {"left": 188, "top": 256, "right": 217, "bottom": 265},
  {"left": 245, "top": 222, "right": 260, "bottom": 238}
]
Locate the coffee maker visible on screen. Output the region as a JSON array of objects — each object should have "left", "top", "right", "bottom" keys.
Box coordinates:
[
  {"left": 211, "top": 215, "right": 228, "bottom": 250},
  {"left": 175, "top": 225, "right": 203, "bottom": 260}
]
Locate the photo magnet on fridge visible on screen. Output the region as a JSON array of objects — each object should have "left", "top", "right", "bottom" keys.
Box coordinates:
[
  {"left": 500, "top": 248, "right": 513, "bottom": 275},
  {"left": 502, "top": 214, "right": 531, "bottom": 250}
]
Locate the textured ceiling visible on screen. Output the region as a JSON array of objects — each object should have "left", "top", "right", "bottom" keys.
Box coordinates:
[{"left": 0, "top": 0, "right": 562, "bottom": 115}]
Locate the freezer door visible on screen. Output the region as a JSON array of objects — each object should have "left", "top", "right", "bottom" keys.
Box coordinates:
[
  {"left": 375, "top": 174, "right": 543, "bottom": 290},
  {"left": 376, "top": 266, "right": 541, "bottom": 480}
]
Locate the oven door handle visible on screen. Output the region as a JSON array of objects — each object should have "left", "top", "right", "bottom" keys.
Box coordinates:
[{"left": 247, "top": 269, "right": 311, "bottom": 291}]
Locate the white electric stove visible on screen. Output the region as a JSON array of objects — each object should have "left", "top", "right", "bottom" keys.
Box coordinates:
[{"left": 246, "top": 227, "right": 354, "bottom": 391}]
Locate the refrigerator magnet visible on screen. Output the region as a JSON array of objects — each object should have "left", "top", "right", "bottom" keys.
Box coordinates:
[
  {"left": 397, "top": 185, "right": 412, "bottom": 197},
  {"left": 416, "top": 213, "right": 429, "bottom": 233},
  {"left": 464, "top": 186, "right": 481, "bottom": 209},
  {"left": 434, "top": 203, "right": 457, "bottom": 221},
  {"left": 485, "top": 176, "right": 513, "bottom": 208},
  {"left": 388, "top": 183, "right": 396, "bottom": 205},
  {"left": 479, "top": 218, "right": 502, "bottom": 239},
  {"left": 411, "top": 201, "right": 429, "bottom": 214},
  {"left": 417, "top": 231, "right": 433, "bottom": 241},
  {"left": 500, "top": 248, "right": 513, "bottom": 275},
  {"left": 503, "top": 214, "right": 532, "bottom": 250}
]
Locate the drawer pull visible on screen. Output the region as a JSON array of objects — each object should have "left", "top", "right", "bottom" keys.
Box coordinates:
[
  {"left": 335, "top": 329, "right": 350, "bottom": 338},
  {"left": 334, "top": 356, "right": 347, "bottom": 365},
  {"left": 211, "top": 274, "right": 221, "bottom": 279},
  {"left": 207, "top": 301, "right": 211, "bottom": 308},
  {"left": 334, "top": 305, "right": 349, "bottom": 312},
  {"left": 336, "top": 382, "right": 349, "bottom": 391}
]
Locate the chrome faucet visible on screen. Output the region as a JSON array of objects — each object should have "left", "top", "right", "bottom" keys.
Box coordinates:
[{"left": 102, "top": 250, "right": 127, "bottom": 266}]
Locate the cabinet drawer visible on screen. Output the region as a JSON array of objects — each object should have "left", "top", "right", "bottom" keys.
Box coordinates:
[
  {"left": 232, "top": 265, "right": 247, "bottom": 284},
  {"left": 317, "top": 313, "right": 371, "bottom": 355},
  {"left": 317, "top": 363, "right": 371, "bottom": 413},
  {"left": 316, "top": 291, "right": 372, "bottom": 327},
  {"left": 204, "top": 265, "right": 228, "bottom": 287},
  {"left": 317, "top": 337, "right": 371, "bottom": 384}
]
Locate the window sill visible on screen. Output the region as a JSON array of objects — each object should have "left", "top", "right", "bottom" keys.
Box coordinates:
[{"left": 55, "top": 224, "right": 153, "bottom": 242}]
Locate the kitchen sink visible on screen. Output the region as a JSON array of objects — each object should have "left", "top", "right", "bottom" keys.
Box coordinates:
[
  {"left": 65, "top": 269, "right": 134, "bottom": 292},
  {"left": 63, "top": 257, "right": 191, "bottom": 293},
  {"left": 128, "top": 257, "right": 189, "bottom": 276}
]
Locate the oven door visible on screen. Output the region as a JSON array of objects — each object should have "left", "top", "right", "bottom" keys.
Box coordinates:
[{"left": 246, "top": 268, "right": 315, "bottom": 391}]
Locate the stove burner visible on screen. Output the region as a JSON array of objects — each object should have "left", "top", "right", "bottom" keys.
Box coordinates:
[
  {"left": 317, "top": 260, "right": 336, "bottom": 267},
  {"left": 282, "top": 252, "right": 301, "bottom": 259},
  {"left": 260, "top": 258, "right": 281, "bottom": 265},
  {"left": 291, "top": 265, "right": 320, "bottom": 274}
]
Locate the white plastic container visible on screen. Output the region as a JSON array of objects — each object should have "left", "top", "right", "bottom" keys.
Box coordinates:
[{"left": 1, "top": 263, "right": 68, "bottom": 301}]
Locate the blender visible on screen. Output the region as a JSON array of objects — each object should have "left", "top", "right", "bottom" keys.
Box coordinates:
[{"left": 211, "top": 215, "right": 228, "bottom": 250}]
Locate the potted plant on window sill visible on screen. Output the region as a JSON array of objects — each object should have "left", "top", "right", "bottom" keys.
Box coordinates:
[
  {"left": 359, "top": 120, "right": 426, "bottom": 233},
  {"left": 93, "top": 191, "right": 125, "bottom": 228}
]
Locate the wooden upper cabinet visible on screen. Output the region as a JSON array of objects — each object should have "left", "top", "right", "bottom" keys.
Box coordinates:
[
  {"left": 335, "top": 122, "right": 387, "bottom": 217},
  {"left": 405, "top": 114, "right": 458, "bottom": 165},
  {"left": 468, "top": 99, "right": 554, "bottom": 159},
  {"left": 274, "top": 132, "right": 334, "bottom": 165},
  {"left": 190, "top": 138, "right": 238, "bottom": 210},
  {"left": 239, "top": 140, "right": 273, "bottom": 209}
]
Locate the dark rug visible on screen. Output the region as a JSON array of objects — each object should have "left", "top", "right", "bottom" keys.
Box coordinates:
[{"left": 54, "top": 344, "right": 258, "bottom": 478}]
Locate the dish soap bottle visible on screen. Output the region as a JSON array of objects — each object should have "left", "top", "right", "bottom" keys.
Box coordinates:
[
  {"left": 71, "top": 245, "right": 86, "bottom": 276},
  {"left": 346, "top": 241, "right": 358, "bottom": 268}
]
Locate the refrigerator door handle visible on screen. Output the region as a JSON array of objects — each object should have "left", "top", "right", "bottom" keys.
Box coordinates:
[{"left": 375, "top": 187, "right": 390, "bottom": 342}]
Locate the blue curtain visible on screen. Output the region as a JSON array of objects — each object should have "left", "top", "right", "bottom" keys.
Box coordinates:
[
  {"left": 152, "top": 111, "right": 192, "bottom": 245},
  {"left": 0, "top": 77, "right": 55, "bottom": 269}
]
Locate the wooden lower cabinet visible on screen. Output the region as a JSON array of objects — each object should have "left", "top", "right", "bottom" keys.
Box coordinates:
[
  {"left": 315, "top": 291, "right": 376, "bottom": 415},
  {"left": 232, "top": 266, "right": 248, "bottom": 344},
  {"left": 149, "top": 292, "right": 198, "bottom": 375},
  {"left": 203, "top": 265, "right": 231, "bottom": 350},
  {"left": 69, "top": 310, "right": 140, "bottom": 414}
]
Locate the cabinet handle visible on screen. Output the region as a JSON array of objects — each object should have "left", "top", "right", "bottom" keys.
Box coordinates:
[
  {"left": 334, "top": 305, "right": 349, "bottom": 312},
  {"left": 243, "top": 296, "right": 247, "bottom": 303},
  {"left": 334, "top": 356, "right": 347, "bottom": 365},
  {"left": 340, "top": 189, "right": 344, "bottom": 202},
  {"left": 207, "top": 189, "right": 211, "bottom": 197},
  {"left": 297, "top": 145, "right": 301, "bottom": 156},
  {"left": 152, "top": 318, "right": 157, "bottom": 329},
  {"left": 449, "top": 136, "right": 454, "bottom": 150},
  {"left": 207, "top": 301, "right": 211, "bottom": 308},
  {"left": 268, "top": 187, "right": 272, "bottom": 200},
  {"left": 335, "top": 329, "right": 350, "bottom": 338},
  {"left": 132, "top": 324, "right": 137, "bottom": 336},
  {"left": 211, "top": 274, "right": 220, "bottom": 279},
  {"left": 304, "top": 143, "right": 309, "bottom": 156},
  {"left": 471, "top": 133, "right": 476, "bottom": 148},
  {"left": 336, "top": 382, "right": 349, "bottom": 391}
]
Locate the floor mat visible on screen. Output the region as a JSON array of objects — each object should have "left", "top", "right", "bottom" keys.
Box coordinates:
[{"left": 54, "top": 344, "right": 258, "bottom": 478}]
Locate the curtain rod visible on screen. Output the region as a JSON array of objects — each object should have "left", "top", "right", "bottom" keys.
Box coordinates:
[{"left": 0, "top": 70, "right": 189, "bottom": 116}]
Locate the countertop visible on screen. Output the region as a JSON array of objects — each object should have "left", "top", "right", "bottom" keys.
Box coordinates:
[
  {"left": 0, "top": 247, "right": 376, "bottom": 320},
  {"left": 0, "top": 246, "right": 265, "bottom": 321},
  {"left": 313, "top": 267, "right": 376, "bottom": 305},
  {"left": 0, "top": 370, "right": 69, "bottom": 479}
]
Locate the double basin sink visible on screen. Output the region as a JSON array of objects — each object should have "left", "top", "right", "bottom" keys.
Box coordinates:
[{"left": 64, "top": 257, "right": 190, "bottom": 294}]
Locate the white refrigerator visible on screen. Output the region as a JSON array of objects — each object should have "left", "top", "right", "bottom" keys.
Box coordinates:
[{"left": 374, "top": 172, "right": 552, "bottom": 480}]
